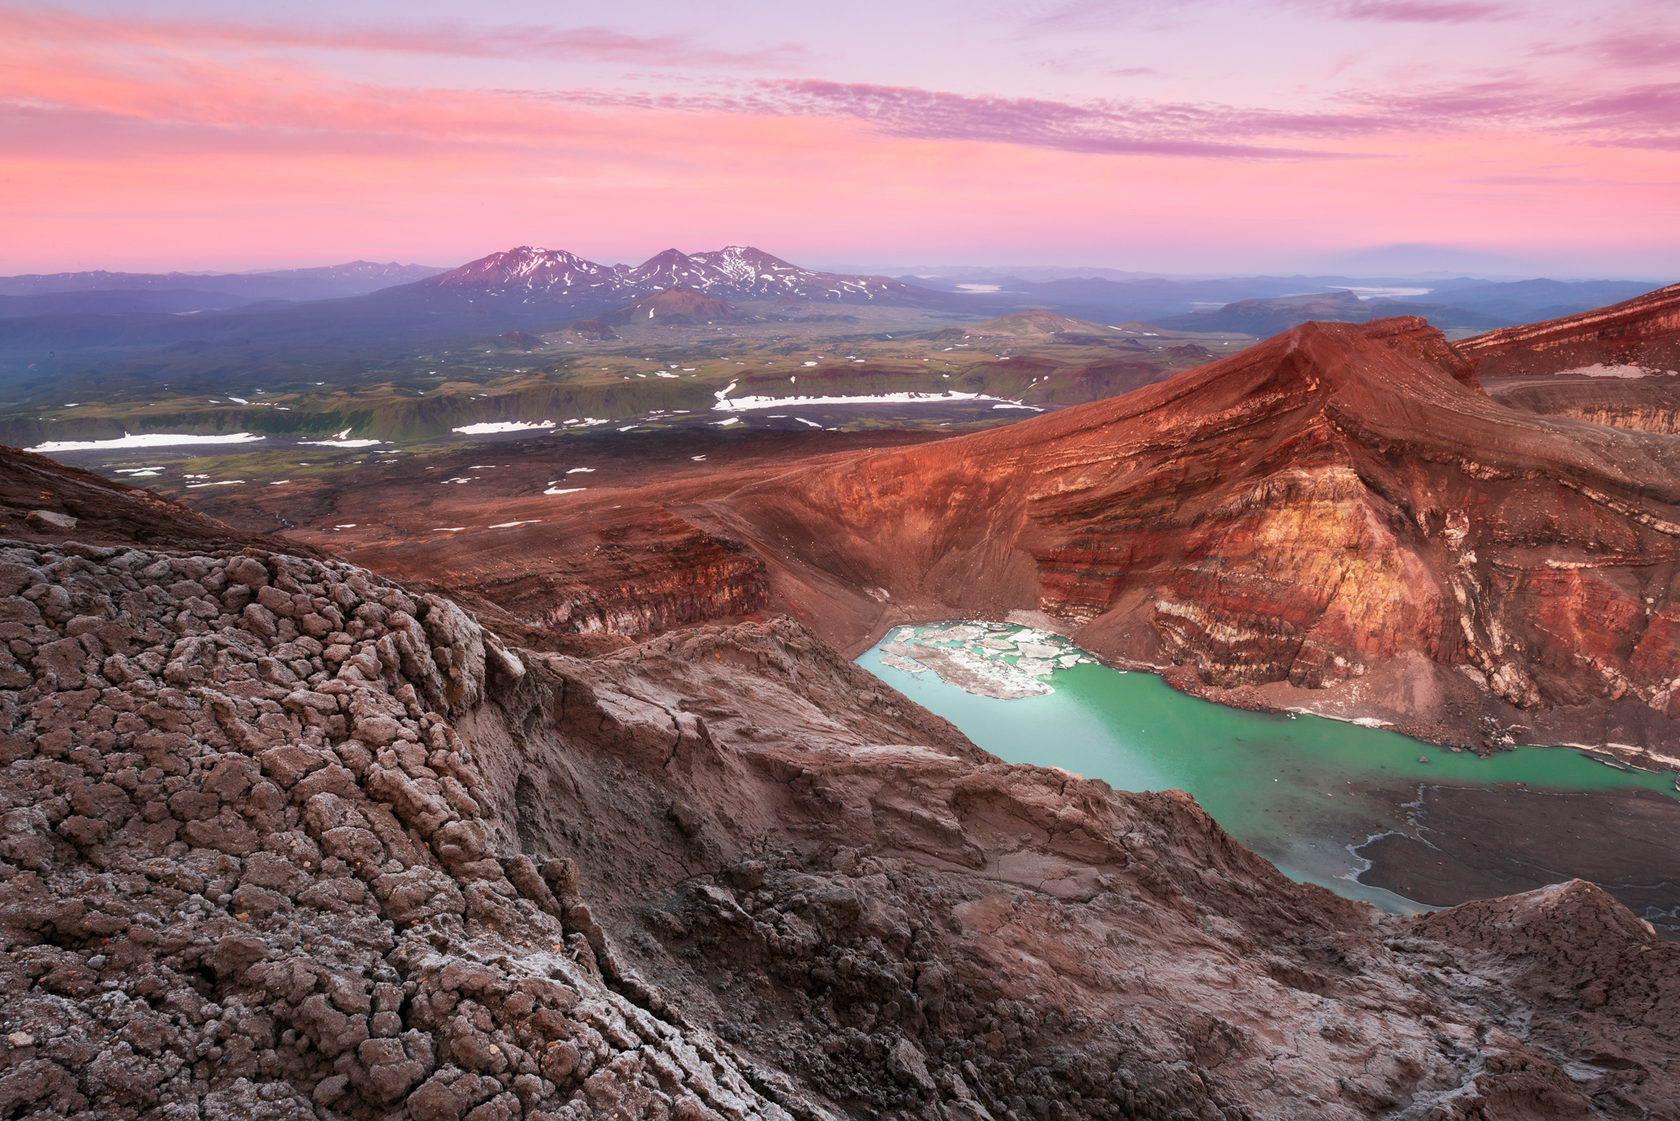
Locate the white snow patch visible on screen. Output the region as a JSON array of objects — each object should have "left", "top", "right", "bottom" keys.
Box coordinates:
[
  {"left": 543, "top": 487, "right": 586, "bottom": 496},
  {"left": 27, "top": 432, "right": 264, "bottom": 453},
  {"left": 714, "top": 391, "right": 1034, "bottom": 413},
  {"left": 451, "top": 420, "right": 555, "bottom": 435},
  {"left": 301, "top": 438, "right": 382, "bottom": 448},
  {"left": 1557, "top": 364, "right": 1665, "bottom": 379},
  {"left": 488, "top": 520, "right": 538, "bottom": 529}
]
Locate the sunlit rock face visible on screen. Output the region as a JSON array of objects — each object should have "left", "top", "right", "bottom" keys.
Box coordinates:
[
  {"left": 1461, "top": 282, "right": 1680, "bottom": 379},
  {"left": 704, "top": 316, "right": 1680, "bottom": 761},
  {"left": 1466, "top": 283, "right": 1680, "bottom": 441}
]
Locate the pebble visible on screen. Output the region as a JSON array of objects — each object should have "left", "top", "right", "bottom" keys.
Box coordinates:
[{"left": 7, "top": 1032, "right": 34, "bottom": 1047}]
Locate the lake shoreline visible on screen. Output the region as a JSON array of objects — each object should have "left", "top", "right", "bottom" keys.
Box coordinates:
[
  {"left": 862, "top": 619, "right": 1680, "bottom": 932},
  {"left": 1353, "top": 782, "right": 1680, "bottom": 939}
]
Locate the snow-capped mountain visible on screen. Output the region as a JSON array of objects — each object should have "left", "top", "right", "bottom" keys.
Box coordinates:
[
  {"left": 425, "top": 247, "right": 636, "bottom": 302},
  {"left": 417, "top": 245, "right": 928, "bottom": 308}
]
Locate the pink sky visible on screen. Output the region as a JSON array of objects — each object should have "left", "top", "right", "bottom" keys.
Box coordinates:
[{"left": 4, "top": 0, "right": 1678, "bottom": 276}]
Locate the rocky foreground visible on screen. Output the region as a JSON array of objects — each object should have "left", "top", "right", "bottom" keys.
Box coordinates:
[{"left": 2, "top": 456, "right": 1679, "bottom": 1120}]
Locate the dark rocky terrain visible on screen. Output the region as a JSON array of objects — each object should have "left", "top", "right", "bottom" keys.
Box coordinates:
[{"left": 4, "top": 448, "right": 1680, "bottom": 1120}]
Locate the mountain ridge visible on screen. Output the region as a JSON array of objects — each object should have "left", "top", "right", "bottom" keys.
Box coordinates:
[
  {"left": 692, "top": 314, "right": 1680, "bottom": 761},
  {"left": 412, "top": 244, "right": 931, "bottom": 308}
]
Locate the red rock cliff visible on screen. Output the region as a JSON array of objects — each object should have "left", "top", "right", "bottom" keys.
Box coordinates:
[{"left": 702, "top": 317, "right": 1680, "bottom": 760}]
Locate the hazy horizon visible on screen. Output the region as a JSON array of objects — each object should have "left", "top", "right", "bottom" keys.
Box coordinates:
[{"left": 2, "top": 242, "right": 1672, "bottom": 286}]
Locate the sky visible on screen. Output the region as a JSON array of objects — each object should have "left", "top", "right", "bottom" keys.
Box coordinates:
[{"left": 3, "top": 0, "right": 1678, "bottom": 277}]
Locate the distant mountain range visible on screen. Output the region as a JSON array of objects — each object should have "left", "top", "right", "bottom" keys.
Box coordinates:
[
  {"left": 415, "top": 245, "right": 926, "bottom": 307},
  {"left": 0, "top": 261, "right": 446, "bottom": 314},
  {"left": 0, "top": 244, "right": 1667, "bottom": 393},
  {"left": 905, "top": 273, "right": 1660, "bottom": 332}
]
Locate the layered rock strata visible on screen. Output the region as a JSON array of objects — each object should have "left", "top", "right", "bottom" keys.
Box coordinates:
[
  {"left": 1461, "top": 282, "right": 1680, "bottom": 379},
  {"left": 2, "top": 469, "right": 1680, "bottom": 1119},
  {"left": 696, "top": 317, "right": 1680, "bottom": 762}
]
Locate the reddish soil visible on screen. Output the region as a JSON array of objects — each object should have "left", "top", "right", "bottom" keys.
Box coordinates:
[{"left": 4, "top": 453, "right": 1679, "bottom": 1119}]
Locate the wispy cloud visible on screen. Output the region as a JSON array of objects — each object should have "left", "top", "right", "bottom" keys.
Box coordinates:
[
  {"left": 1585, "top": 34, "right": 1680, "bottom": 68},
  {"left": 0, "top": 4, "right": 797, "bottom": 68},
  {"left": 1360, "top": 77, "right": 1680, "bottom": 148},
  {"left": 1019, "top": 1, "right": 1199, "bottom": 34},
  {"left": 758, "top": 81, "right": 1359, "bottom": 158},
  {"left": 1024, "top": 0, "right": 1509, "bottom": 32},
  {"left": 1329, "top": 1, "right": 1510, "bottom": 22},
  {"left": 532, "top": 80, "right": 1386, "bottom": 160}
]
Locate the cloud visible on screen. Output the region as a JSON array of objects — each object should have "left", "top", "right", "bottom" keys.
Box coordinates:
[
  {"left": 1023, "top": 0, "right": 1508, "bottom": 31},
  {"left": 1018, "top": 1, "right": 1202, "bottom": 34},
  {"left": 1585, "top": 34, "right": 1680, "bottom": 68},
  {"left": 1345, "top": 76, "right": 1680, "bottom": 150},
  {"left": 533, "top": 80, "right": 1380, "bottom": 160},
  {"left": 1328, "top": 0, "right": 1510, "bottom": 22},
  {"left": 0, "top": 4, "right": 796, "bottom": 68}
]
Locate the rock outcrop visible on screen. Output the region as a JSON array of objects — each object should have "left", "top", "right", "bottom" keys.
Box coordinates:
[
  {"left": 3, "top": 456, "right": 1680, "bottom": 1119},
  {"left": 694, "top": 316, "right": 1680, "bottom": 762},
  {"left": 1461, "top": 282, "right": 1680, "bottom": 379}
]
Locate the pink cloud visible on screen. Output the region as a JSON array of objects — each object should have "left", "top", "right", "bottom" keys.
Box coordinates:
[
  {"left": 0, "top": 4, "right": 796, "bottom": 67},
  {"left": 530, "top": 81, "right": 1386, "bottom": 159},
  {"left": 1331, "top": 1, "right": 1510, "bottom": 22},
  {"left": 1587, "top": 34, "right": 1680, "bottom": 68}
]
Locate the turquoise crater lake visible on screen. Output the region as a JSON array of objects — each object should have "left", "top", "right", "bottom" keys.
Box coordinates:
[{"left": 859, "top": 621, "right": 1680, "bottom": 919}]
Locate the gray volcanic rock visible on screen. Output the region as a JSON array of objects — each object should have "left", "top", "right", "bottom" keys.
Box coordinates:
[{"left": 2, "top": 468, "right": 1679, "bottom": 1118}]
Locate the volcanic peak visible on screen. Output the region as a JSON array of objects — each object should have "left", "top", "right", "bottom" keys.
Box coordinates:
[
  {"left": 422, "top": 243, "right": 922, "bottom": 307},
  {"left": 427, "top": 245, "right": 625, "bottom": 296}
]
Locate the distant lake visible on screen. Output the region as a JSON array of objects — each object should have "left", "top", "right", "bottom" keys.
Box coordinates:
[{"left": 859, "top": 622, "right": 1680, "bottom": 914}]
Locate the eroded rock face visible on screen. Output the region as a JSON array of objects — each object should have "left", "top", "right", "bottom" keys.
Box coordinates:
[
  {"left": 351, "top": 505, "right": 771, "bottom": 652},
  {"left": 699, "top": 317, "right": 1680, "bottom": 761},
  {"left": 1461, "top": 282, "right": 1680, "bottom": 379},
  {"left": 0, "top": 540, "right": 805, "bottom": 1120},
  {"left": 3, "top": 516, "right": 1680, "bottom": 1120}
]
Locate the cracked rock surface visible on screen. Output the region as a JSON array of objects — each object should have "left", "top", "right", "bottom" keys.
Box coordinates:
[{"left": 1, "top": 471, "right": 1678, "bottom": 1119}]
